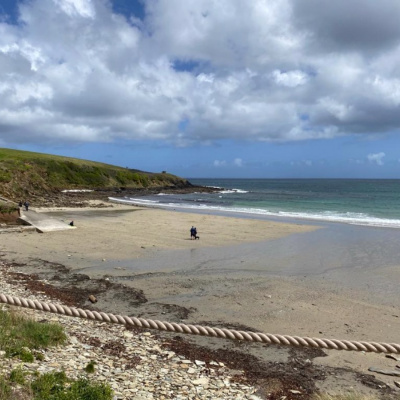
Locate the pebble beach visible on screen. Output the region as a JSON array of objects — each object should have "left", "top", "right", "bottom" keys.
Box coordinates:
[{"left": 0, "top": 262, "right": 262, "bottom": 400}]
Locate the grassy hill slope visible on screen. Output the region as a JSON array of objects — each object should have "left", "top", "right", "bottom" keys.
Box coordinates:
[{"left": 0, "top": 148, "right": 192, "bottom": 202}]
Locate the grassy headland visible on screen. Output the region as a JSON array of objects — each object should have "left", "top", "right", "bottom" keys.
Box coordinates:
[{"left": 0, "top": 148, "right": 192, "bottom": 203}]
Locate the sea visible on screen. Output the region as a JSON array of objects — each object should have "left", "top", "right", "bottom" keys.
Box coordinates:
[{"left": 109, "top": 179, "right": 400, "bottom": 229}]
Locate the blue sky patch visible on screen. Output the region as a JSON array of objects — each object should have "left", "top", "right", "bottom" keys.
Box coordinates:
[
  {"left": 0, "top": 0, "right": 20, "bottom": 24},
  {"left": 173, "top": 59, "right": 201, "bottom": 73},
  {"left": 111, "top": 0, "right": 145, "bottom": 21}
]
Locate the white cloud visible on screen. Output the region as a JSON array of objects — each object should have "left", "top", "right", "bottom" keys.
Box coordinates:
[
  {"left": 213, "top": 160, "right": 227, "bottom": 167},
  {"left": 234, "top": 158, "right": 243, "bottom": 167},
  {"left": 367, "top": 152, "right": 386, "bottom": 166},
  {"left": 1, "top": 0, "right": 400, "bottom": 147},
  {"left": 368, "top": 76, "right": 400, "bottom": 106},
  {"left": 53, "top": 0, "right": 96, "bottom": 19},
  {"left": 318, "top": 97, "right": 353, "bottom": 121},
  {"left": 272, "top": 70, "right": 308, "bottom": 87}
]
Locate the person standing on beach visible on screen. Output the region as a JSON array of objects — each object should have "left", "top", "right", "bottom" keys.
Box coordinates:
[
  {"left": 190, "top": 226, "right": 196, "bottom": 240},
  {"left": 190, "top": 226, "right": 199, "bottom": 240}
]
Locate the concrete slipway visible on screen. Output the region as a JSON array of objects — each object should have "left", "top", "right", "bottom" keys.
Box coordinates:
[{"left": 18, "top": 209, "right": 75, "bottom": 233}]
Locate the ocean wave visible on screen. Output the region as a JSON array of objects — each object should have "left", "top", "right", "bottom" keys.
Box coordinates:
[
  {"left": 219, "top": 188, "right": 249, "bottom": 194},
  {"left": 108, "top": 197, "right": 400, "bottom": 228},
  {"left": 275, "top": 210, "right": 400, "bottom": 228},
  {"left": 109, "top": 197, "right": 159, "bottom": 204},
  {"left": 61, "top": 189, "right": 93, "bottom": 193}
]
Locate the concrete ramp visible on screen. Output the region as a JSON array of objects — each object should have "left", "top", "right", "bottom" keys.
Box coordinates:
[{"left": 19, "top": 210, "right": 75, "bottom": 233}]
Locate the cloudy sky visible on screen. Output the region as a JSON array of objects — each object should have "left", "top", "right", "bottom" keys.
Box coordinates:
[{"left": 1, "top": 0, "right": 400, "bottom": 178}]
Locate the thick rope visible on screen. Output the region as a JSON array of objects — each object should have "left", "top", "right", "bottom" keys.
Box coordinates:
[{"left": 1, "top": 293, "right": 399, "bottom": 354}]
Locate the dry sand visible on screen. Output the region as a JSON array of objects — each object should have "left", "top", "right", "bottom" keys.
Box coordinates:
[
  {"left": 29, "top": 202, "right": 317, "bottom": 264},
  {"left": 2, "top": 202, "right": 400, "bottom": 396}
]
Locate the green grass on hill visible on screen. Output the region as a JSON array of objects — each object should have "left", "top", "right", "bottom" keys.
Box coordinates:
[{"left": 0, "top": 148, "right": 190, "bottom": 201}]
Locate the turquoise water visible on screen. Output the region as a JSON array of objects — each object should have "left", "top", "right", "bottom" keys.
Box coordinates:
[{"left": 110, "top": 179, "right": 400, "bottom": 228}]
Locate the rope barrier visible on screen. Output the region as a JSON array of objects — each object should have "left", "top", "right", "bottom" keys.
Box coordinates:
[{"left": 1, "top": 293, "right": 399, "bottom": 354}]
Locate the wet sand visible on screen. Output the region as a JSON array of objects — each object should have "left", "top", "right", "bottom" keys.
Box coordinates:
[{"left": 2, "top": 203, "right": 400, "bottom": 396}]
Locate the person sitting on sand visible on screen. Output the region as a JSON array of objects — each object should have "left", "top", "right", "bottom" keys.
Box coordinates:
[{"left": 69, "top": 221, "right": 74, "bottom": 226}]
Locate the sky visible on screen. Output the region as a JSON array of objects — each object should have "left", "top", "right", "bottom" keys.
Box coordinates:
[{"left": 1, "top": 0, "right": 400, "bottom": 178}]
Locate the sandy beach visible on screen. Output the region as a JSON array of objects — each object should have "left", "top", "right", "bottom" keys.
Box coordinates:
[{"left": 2, "top": 202, "right": 400, "bottom": 397}]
